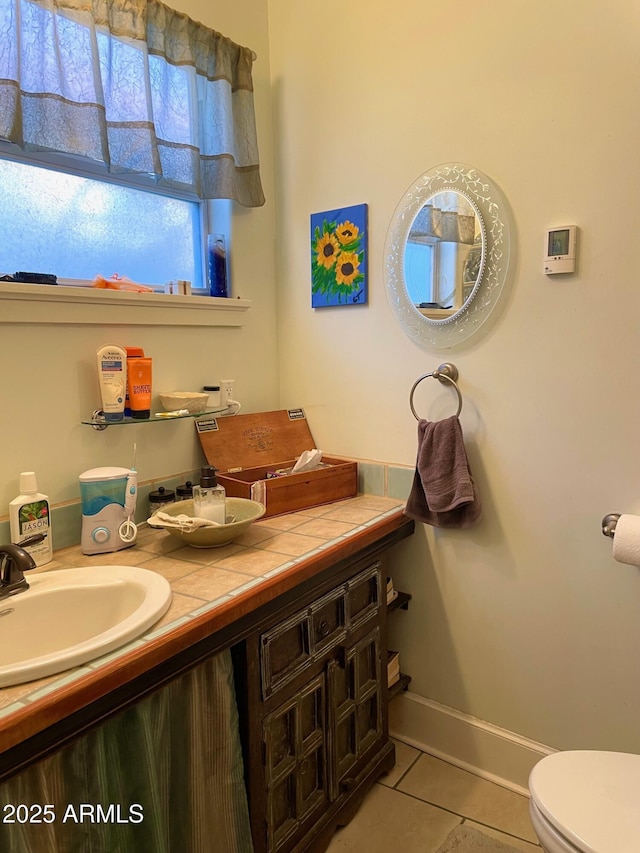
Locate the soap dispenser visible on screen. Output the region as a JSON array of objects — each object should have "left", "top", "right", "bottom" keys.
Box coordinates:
[{"left": 192, "top": 466, "right": 226, "bottom": 523}]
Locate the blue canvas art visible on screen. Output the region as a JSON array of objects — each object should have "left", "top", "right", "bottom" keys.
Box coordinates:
[{"left": 311, "top": 203, "right": 368, "bottom": 307}]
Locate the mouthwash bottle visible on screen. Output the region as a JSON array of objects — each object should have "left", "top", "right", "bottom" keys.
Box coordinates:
[{"left": 9, "top": 471, "right": 53, "bottom": 566}]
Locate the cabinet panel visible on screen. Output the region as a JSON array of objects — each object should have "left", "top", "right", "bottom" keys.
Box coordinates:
[
  {"left": 328, "top": 627, "right": 382, "bottom": 802},
  {"left": 346, "top": 563, "right": 381, "bottom": 630},
  {"left": 260, "top": 563, "right": 380, "bottom": 701},
  {"left": 310, "top": 586, "right": 347, "bottom": 655},
  {"left": 263, "top": 674, "right": 328, "bottom": 851},
  {"left": 261, "top": 610, "right": 311, "bottom": 698}
]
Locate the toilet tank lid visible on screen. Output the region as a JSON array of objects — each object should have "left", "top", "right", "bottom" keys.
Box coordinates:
[{"left": 529, "top": 750, "right": 640, "bottom": 853}]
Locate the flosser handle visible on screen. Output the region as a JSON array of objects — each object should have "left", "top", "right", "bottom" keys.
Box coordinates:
[{"left": 125, "top": 469, "right": 137, "bottom": 516}]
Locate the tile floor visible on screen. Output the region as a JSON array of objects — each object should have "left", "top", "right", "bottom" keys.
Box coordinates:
[{"left": 326, "top": 740, "right": 541, "bottom": 853}]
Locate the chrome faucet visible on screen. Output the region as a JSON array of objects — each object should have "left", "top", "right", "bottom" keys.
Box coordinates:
[{"left": 0, "top": 535, "right": 44, "bottom": 600}]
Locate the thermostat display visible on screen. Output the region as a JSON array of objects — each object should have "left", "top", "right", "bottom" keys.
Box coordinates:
[{"left": 544, "top": 225, "right": 577, "bottom": 274}]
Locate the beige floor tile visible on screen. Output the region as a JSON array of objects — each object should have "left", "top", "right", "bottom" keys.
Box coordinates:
[
  {"left": 378, "top": 738, "right": 421, "bottom": 788},
  {"left": 397, "top": 755, "right": 538, "bottom": 843},
  {"left": 326, "top": 783, "right": 461, "bottom": 853},
  {"left": 463, "top": 820, "right": 541, "bottom": 851}
]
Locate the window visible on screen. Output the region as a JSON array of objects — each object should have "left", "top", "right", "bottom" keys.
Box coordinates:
[
  {"left": 404, "top": 238, "right": 436, "bottom": 305},
  {"left": 0, "top": 152, "right": 206, "bottom": 287},
  {"left": 0, "top": 0, "right": 263, "bottom": 291}
]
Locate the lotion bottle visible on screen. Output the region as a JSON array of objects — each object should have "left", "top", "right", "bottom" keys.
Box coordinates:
[
  {"left": 9, "top": 471, "right": 53, "bottom": 566},
  {"left": 124, "top": 346, "right": 145, "bottom": 416},
  {"left": 127, "top": 356, "right": 152, "bottom": 419},
  {"left": 97, "top": 343, "right": 127, "bottom": 422}
]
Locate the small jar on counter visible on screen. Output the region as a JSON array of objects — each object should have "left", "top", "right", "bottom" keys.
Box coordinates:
[
  {"left": 176, "top": 480, "right": 194, "bottom": 501},
  {"left": 203, "top": 385, "right": 221, "bottom": 410},
  {"left": 149, "top": 486, "right": 176, "bottom": 514}
]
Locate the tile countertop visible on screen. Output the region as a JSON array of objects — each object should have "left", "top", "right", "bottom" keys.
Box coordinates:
[{"left": 0, "top": 495, "right": 410, "bottom": 759}]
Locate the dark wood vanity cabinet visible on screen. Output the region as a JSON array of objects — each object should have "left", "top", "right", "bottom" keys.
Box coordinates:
[
  {"left": 0, "top": 511, "right": 414, "bottom": 853},
  {"left": 236, "top": 558, "right": 395, "bottom": 853}
]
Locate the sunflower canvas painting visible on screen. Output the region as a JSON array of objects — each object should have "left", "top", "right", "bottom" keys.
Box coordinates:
[{"left": 311, "top": 203, "right": 368, "bottom": 307}]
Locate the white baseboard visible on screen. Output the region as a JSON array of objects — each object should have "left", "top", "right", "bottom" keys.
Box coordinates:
[{"left": 389, "top": 691, "right": 555, "bottom": 797}]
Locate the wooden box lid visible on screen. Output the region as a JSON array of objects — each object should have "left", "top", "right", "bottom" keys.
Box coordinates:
[{"left": 196, "top": 408, "right": 320, "bottom": 473}]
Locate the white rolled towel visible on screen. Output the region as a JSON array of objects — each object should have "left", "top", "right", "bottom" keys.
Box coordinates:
[{"left": 147, "top": 511, "right": 222, "bottom": 531}]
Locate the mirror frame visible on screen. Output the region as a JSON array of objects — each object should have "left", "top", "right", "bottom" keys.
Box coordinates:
[{"left": 384, "top": 163, "right": 512, "bottom": 349}]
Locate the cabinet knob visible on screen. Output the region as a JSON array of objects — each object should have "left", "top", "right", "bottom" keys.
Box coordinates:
[{"left": 318, "top": 619, "right": 330, "bottom": 638}]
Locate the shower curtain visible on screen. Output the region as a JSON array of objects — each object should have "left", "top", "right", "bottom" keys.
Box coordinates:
[{"left": 0, "top": 650, "right": 254, "bottom": 852}]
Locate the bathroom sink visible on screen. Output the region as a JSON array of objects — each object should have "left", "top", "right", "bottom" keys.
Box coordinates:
[{"left": 0, "top": 566, "right": 172, "bottom": 687}]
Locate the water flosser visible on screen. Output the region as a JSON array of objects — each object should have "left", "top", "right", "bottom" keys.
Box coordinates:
[{"left": 119, "top": 443, "right": 138, "bottom": 543}]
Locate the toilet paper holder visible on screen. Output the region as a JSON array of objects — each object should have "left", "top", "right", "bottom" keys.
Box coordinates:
[{"left": 602, "top": 513, "right": 621, "bottom": 538}]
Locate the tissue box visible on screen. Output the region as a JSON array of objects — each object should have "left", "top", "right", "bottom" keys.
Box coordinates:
[{"left": 195, "top": 408, "right": 357, "bottom": 517}]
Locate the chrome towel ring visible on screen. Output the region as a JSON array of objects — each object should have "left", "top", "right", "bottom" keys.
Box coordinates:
[{"left": 409, "top": 362, "right": 463, "bottom": 421}]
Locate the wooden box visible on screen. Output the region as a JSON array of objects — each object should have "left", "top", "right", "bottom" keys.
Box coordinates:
[{"left": 195, "top": 408, "right": 357, "bottom": 517}]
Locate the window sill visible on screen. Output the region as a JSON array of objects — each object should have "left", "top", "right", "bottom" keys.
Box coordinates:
[{"left": 0, "top": 282, "right": 251, "bottom": 327}]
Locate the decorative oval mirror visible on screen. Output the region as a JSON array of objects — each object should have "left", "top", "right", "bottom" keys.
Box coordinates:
[{"left": 384, "top": 163, "right": 512, "bottom": 349}]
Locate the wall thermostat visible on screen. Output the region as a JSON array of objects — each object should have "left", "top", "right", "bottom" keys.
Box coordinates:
[{"left": 544, "top": 225, "right": 577, "bottom": 274}]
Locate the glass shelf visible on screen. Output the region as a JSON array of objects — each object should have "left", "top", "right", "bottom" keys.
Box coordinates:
[{"left": 82, "top": 407, "right": 229, "bottom": 430}]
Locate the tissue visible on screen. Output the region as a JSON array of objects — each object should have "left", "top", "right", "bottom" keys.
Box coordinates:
[
  {"left": 292, "top": 449, "right": 323, "bottom": 474},
  {"left": 612, "top": 514, "right": 640, "bottom": 567}
]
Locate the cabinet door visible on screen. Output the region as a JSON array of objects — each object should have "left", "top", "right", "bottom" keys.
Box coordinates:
[
  {"left": 260, "top": 561, "right": 380, "bottom": 701},
  {"left": 263, "top": 673, "right": 328, "bottom": 851},
  {"left": 346, "top": 562, "right": 381, "bottom": 630},
  {"left": 327, "top": 626, "right": 383, "bottom": 801},
  {"left": 255, "top": 560, "right": 386, "bottom": 851},
  {"left": 261, "top": 609, "right": 311, "bottom": 699}
]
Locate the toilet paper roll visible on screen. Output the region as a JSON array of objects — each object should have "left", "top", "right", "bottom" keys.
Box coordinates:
[{"left": 612, "top": 514, "right": 640, "bottom": 567}]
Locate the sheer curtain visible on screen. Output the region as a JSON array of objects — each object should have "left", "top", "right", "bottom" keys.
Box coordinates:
[{"left": 0, "top": 0, "right": 265, "bottom": 206}]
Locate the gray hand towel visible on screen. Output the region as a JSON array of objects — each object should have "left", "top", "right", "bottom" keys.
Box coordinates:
[{"left": 404, "top": 415, "right": 481, "bottom": 528}]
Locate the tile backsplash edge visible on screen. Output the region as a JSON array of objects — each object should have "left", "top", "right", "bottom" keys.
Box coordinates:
[{"left": 0, "top": 462, "right": 413, "bottom": 550}]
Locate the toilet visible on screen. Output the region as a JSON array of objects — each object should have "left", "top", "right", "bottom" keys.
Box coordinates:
[{"left": 528, "top": 750, "right": 640, "bottom": 853}]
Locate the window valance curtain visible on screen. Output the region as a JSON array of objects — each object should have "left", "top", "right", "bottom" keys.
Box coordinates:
[
  {"left": 411, "top": 193, "right": 476, "bottom": 244},
  {"left": 0, "top": 0, "right": 265, "bottom": 206}
]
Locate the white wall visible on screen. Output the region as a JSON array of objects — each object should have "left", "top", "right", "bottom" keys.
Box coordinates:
[
  {"left": 0, "top": 0, "right": 278, "bottom": 507},
  {"left": 268, "top": 0, "right": 640, "bottom": 753}
]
